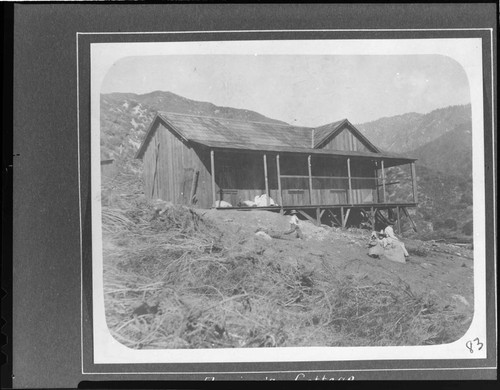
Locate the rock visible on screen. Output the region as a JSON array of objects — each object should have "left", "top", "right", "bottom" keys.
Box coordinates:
[
  {"left": 451, "top": 294, "right": 469, "bottom": 306},
  {"left": 420, "top": 263, "right": 431, "bottom": 269},
  {"left": 255, "top": 231, "right": 272, "bottom": 241}
]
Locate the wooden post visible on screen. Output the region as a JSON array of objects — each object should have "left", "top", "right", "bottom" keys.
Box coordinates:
[
  {"left": 410, "top": 162, "right": 418, "bottom": 203},
  {"left": 370, "top": 206, "right": 375, "bottom": 230},
  {"left": 276, "top": 154, "right": 283, "bottom": 209},
  {"left": 347, "top": 158, "right": 353, "bottom": 205},
  {"left": 341, "top": 206, "right": 345, "bottom": 228},
  {"left": 328, "top": 209, "right": 342, "bottom": 227},
  {"left": 189, "top": 170, "right": 199, "bottom": 205},
  {"left": 316, "top": 207, "right": 321, "bottom": 226},
  {"left": 210, "top": 149, "right": 216, "bottom": 207},
  {"left": 381, "top": 159, "right": 386, "bottom": 203},
  {"left": 374, "top": 160, "right": 379, "bottom": 203},
  {"left": 263, "top": 154, "right": 269, "bottom": 206},
  {"left": 402, "top": 207, "right": 418, "bottom": 232},
  {"left": 308, "top": 155, "right": 313, "bottom": 205},
  {"left": 396, "top": 206, "right": 401, "bottom": 235},
  {"left": 298, "top": 210, "right": 316, "bottom": 224},
  {"left": 344, "top": 208, "right": 351, "bottom": 228}
]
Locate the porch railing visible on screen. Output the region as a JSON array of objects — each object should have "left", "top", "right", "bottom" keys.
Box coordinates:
[{"left": 279, "top": 175, "right": 381, "bottom": 206}]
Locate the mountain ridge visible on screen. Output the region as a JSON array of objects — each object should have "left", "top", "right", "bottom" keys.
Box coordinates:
[{"left": 100, "top": 90, "right": 474, "bottom": 238}]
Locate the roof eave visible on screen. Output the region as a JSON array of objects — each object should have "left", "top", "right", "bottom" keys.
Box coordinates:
[
  {"left": 314, "top": 119, "right": 381, "bottom": 153},
  {"left": 135, "top": 114, "right": 190, "bottom": 159},
  {"left": 191, "top": 140, "right": 417, "bottom": 162},
  {"left": 135, "top": 115, "right": 162, "bottom": 159},
  {"left": 313, "top": 119, "right": 348, "bottom": 148}
]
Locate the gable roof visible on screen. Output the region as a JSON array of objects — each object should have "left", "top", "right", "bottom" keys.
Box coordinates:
[
  {"left": 136, "top": 112, "right": 312, "bottom": 158},
  {"left": 159, "top": 112, "right": 312, "bottom": 149},
  {"left": 312, "top": 119, "right": 347, "bottom": 147},
  {"left": 313, "top": 119, "right": 380, "bottom": 152},
  {"left": 135, "top": 112, "right": 414, "bottom": 163}
]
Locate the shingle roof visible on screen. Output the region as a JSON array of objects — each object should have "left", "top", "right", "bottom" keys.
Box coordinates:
[
  {"left": 158, "top": 112, "right": 313, "bottom": 148},
  {"left": 135, "top": 112, "right": 415, "bottom": 164}
]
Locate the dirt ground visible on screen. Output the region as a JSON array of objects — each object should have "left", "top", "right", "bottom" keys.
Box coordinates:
[
  {"left": 200, "top": 209, "right": 474, "bottom": 326},
  {"left": 102, "top": 203, "right": 474, "bottom": 349}
]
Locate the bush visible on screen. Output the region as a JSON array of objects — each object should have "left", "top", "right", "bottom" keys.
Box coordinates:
[
  {"left": 444, "top": 218, "right": 458, "bottom": 230},
  {"left": 462, "top": 220, "right": 473, "bottom": 236},
  {"left": 435, "top": 218, "right": 457, "bottom": 231},
  {"left": 460, "top": 193, "right": 473, "bottom": 205}
]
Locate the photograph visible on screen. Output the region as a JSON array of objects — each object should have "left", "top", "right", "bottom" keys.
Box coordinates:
[
  {"left": 8, "top": 4, "right": 495, "bottom": 387},
  {"left": 89, "top": 37, "right": 488, "bottom": 365}
]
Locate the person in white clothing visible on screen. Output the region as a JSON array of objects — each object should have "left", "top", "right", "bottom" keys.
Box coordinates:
[
  {"left": 283, "top": 210, "right": 303, "bottom": 239},
  {"left": 382, "top": 219, "right": 409, "bottom": 257}
]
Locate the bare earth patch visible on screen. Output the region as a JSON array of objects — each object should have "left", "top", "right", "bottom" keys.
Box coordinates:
[{"left": 102, "top": 202, "right": 474, "bottom": 349}]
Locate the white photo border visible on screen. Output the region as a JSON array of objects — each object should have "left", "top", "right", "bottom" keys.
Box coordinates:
[{"left": 79, "top": 29, "right": 496, "bottom": 374}]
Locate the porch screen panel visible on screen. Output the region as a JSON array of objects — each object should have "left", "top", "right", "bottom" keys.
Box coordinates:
[
  {"left": 311, "top": 177, "right": 348, "bottom": 205},
  {"left": 280, "top": 176, "right": 310, "bottom": 206},
  {"left": 349, "top": 160, "right": 377, "bottom": 204},
  {"left": 215, "top": 153, "right": 267, "bottom": 205},
  {"left": 279, "top": 154, "right": 310, "bottom": 206}
]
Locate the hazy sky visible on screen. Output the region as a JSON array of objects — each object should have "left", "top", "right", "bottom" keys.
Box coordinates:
[{"left": 101, "top": 55, "right": 470, "bottom": 126}]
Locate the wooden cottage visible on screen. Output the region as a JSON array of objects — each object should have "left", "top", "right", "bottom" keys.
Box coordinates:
[{"left": 136, "top": 112, "right": 418, "bottom": 230}]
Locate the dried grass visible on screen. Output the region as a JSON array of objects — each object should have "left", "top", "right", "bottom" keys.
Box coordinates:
[
  {"left": 101, "top": 169, "right": 468, "bottom": 349},
  {"left": 102, "top": 198, "right": 466, "bottom": 349}
]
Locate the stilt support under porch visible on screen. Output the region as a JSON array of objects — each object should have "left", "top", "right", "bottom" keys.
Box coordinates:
[
  {"left": 402, "top": 207, "right": 418, "bottom": 233},
  {"left": 297, "top": 210, "right": 316, "bottom": 225},
  {"left": 214, "top": 203, "right": 418, "bottom": 233}
]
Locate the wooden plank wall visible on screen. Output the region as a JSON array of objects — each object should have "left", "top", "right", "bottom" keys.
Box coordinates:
[
  {"left": 142, "top": 124, "right": 215, "bottom": 208},
  {"left": 310, "top": 189, "right": 347, "bottom": 205},
  {"left": 281, "top": 189, "right": 310, "bottom": 206},
  {"left": 142, "top": 128, "right": 161, "bottom": 200},
  {"left": 321, "top": 127, "right": 372, "bottom": 152}
]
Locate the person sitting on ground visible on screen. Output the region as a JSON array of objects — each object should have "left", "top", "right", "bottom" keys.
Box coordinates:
[
  {"left": 382, "top": 219, "right": 409, "bottom": 257},
  {"left": 283, "top": 210, "right": 303, "bottom": 239}
]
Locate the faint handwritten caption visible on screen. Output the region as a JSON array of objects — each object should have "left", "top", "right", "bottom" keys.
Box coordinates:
[{"left": 205, "top": 373, "right": 355, "bottom": 381}]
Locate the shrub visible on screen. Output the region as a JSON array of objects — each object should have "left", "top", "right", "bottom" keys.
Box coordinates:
[
  {"left": 443, "top": 218, "right": 458, "bottom": 230},
  {"left": 435, "top": 218, "right": 457, "bottom": 231},
  {"left": 460, "top": 193, "right": 473, "bottom": 205},
  {"left": 462, "top": 220, "right": 473, "bottom": 236}
]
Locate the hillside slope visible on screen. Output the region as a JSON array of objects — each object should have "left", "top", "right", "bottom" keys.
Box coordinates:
[
  {"left": 409, "top": 121, "right": 472, "bottom": 179},
  {"left": 356, "top": 104, "right": 472, "bottom": 153},
  {"left": 100, "top": 91, "right": 286, "bottom": 160},
  {"left": 102, "top": 196, "right": 473, "bottom": 349}
]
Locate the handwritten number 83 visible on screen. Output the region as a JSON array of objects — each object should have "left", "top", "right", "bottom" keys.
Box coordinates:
[{"left": 466, "top": 338, "right": 483, "bottom": 353}]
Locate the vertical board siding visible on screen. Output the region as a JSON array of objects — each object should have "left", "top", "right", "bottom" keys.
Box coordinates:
[
  {"left": 310, "top": 190, "right": 347, "bottom": 205},
  {"left": 321, "top": 127, "right": 372, "bottom": 152},
  {"left": 142, "top": 124, "right": 215, "bottom": 208},
  {"left": 281, "top": 190, "right": 310, "bottom": 206}
]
